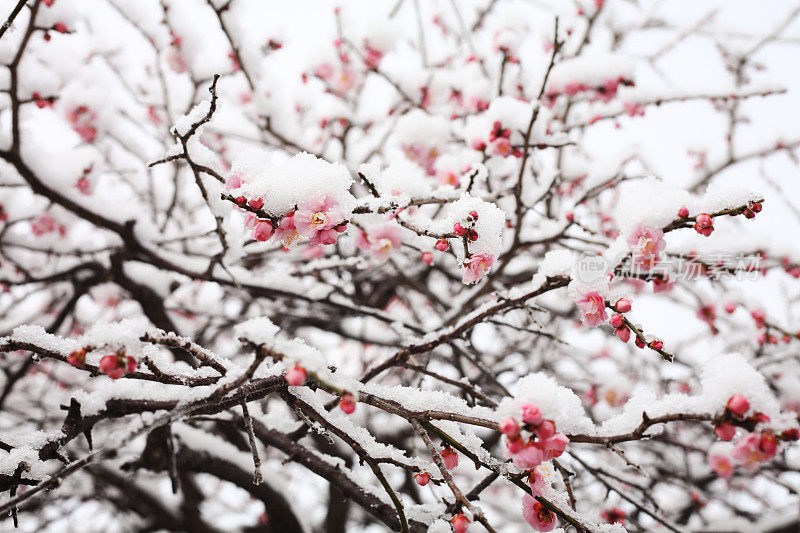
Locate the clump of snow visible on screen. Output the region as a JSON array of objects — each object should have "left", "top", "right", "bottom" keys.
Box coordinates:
[
  {"left": 485, "top": 96, "right": 536, "bottom": 132},
  {"left": 234, "top": 317, "right": 281, "bottom": 348},
  {"left": 395, "top": 110, "right": 451, "bottom": 146},
  {"left": 272, "top": 336, "right": 327, "bottom": 373},
  {"left": 231, "top": 152, "right": 356, "bottom": 217},
  {"left": 614, "top": 177, "right": 761, "bottom": 236},
  {"left": 437, "top": 194, "right": 506, "bottom": 260},
  {"left": 360, "top": 161, "right": 432, "bottom": 197},
  {"left": 497, "top": 373, "right": 595, "bottom": 435},
  {"left": 547, "top": 53, "right": 635, "bottom": 93},
  {"left": 699, "top": 353, "right": 781, "bottom": 418},
  {"left": 172, "top": 99, "right": 210, "bottom": 137}
]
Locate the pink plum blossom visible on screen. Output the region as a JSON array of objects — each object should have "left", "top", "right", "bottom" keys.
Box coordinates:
[
  {"left": 731, "top": 432, "right": 778, "bottom": 470},
  {"left": 441, "top": 448, "right": 458, "bottom": 470},
  {"left": 368, "top": 224, "right": 403, "bottom": 258},
  {"left": 251, "top": 221, "right": 274, "bottom": 242},
  {"left": 522, "top": 495, "right": 556, "bottom": 531},
  {"left": 462, "top": 253, "right": 495, "bottom": 284},
  {"left": 225, "top": 172, "right": 244, "bottom": 191},
  {"left": 295, "top": 195, "right": 345, "bottom": 246},
  {"left": 540, "top": 434, "right": 568, "bottom": 460},
  {"left": 511, "top": 444, "right": 543, "bottom": 469},
  {"left": 627, "top": 224, "right": 665, "bottom": 270},
  {"left": 576, "top": 290, "right": 607, "bottom": 327},
  {"left": 708, "top": 453, "right": 734, "bottom": 479}
]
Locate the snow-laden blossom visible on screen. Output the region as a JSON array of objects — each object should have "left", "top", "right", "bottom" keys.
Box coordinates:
[
  {"left": 361, "top": 224, "right": 403, "bottom": 258},
  {"left": 166, "top": 49, "right": 188, "bottom": 73},
  {"left": 31, "top": 213, "right": 57, "bottom": 236},
  {"left": 627, "top": 224, "right": 665, "bottom": 270},
  {"left": 522, "top": 495, "right": 556, "bottom": 532},
  {"left": 251, "top": 221, "right": 274, "bottom": 242},
  {"left": 273, "top": 212, "right": 302, "bottom": 248},
  {"left": 462, "top": 253, "right": 495, "bottom": 284},
  {"left": 67, "top": 106, "right": 98, "bottom": 143},
  {"left": 226, "top": 172, "right": 244, "bottom": 191},
  {"left": 441, "top": 448, "right": 459, "bottom": 470},
  {"left": 511, "top": 444, "right": 543, "bottom": 469},
  {"left": 731, "top": 433, "right": 778, "bottom": 470},
  {"left": 295, "top": 195, "right": 346, "bottom": 246},
  {"left": 708, "top": 453, "right": 734, "bottom": 479},
  {"left": 576, "top": 291, "right": 607, "bottom": 327},
  {"left": 98, "top": 352, "right": 136, "bottom": 380}
]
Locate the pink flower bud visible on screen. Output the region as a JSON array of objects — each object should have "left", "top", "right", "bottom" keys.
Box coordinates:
[
  {"left": 414, "top": 472, "right": 430, "bottom": 486},
  {"left": 608, "top": 314, "right": 624, "bottom": 328},
  {"left": 649, "top": 339, "right": 664, "bottom": 351},
  {"left": 678, "top": 206, "right": 689, "bottom": 218},
  {"left": 727, "top": 395, "right": 750, "bottom": 417},
  {"left": 98, "top": 353, "right": 133, "bottom": 379},
  {"left": 724, "top": 302, "right": 737, "bottom": 314},
  {"left": 694, "top": 214, "right": 714, "bottom": 235},
  {"left": 451, "top": 514, "right": 470, "bottom": 533},
  {"left": 696, "top": 226, "right": 714, "bottom": 237},
  {"left": 614, "top": 327, "right": 631, "bottom": 343},
  {"left": 435, "top": 239, "right": 449, "bottom": 251},
  {"left": 499, "top": 417, "right": 520, "bottom": 436},
  {"left": 421, "top": 252, "right": 434, "bottom": 265},
  {"left": 565, "top": 212, "right": 574, "bottom": 222},
  {"left": 781, "top": 428, "right": 800, "bottom": 441},
  {"left": 759, "top": 433, "right": 778, "bottom": 455},
  {"left": 453, "top": 223, "right": 466, "bottom": 236},
  {"left": 471, "top": 139, "right": 486, "bottom": 151},
  {"left": 339, "top": 393, "right": 356, "bottom": 414},
  {"left": 251, "top": 221, "right": 274, "bottom": 242},
  {"left": 467, "top": 229, "right": 478, "bottom": 242},
  {"left": 615, "top": 298, "right": 631, "bottom": 313},
  {"left": 541, "top": 433, "right": 568, "bottom": 460},
  {"left": 536, "top": 420, "right": 556, "bottom": 440},
  {"left": 248, "top": 198, "right": 264, "bottom": 210},
  {"left": 468, "top": 210, "right": 478, "bottom": 220},
  {"left": 695, "top": 213, "right": 712, "bottom": 227},
  {"left": 67, "top": 348, "right": 85, "bottom": 367},
  {"left": 506, "top": 436, "right": 524, "bottom": 454},
  {"left": 284, "top": 365, "right": 307, "bottom": 386},
  {"left": 441, "top": 448, "right": 458, "bottom": 470},
  {"left": 714, "top": 422, "right": 736, "bottom": 441},
  {"left": 634, "top": 337, "right": 645, "bottom": 349},
  {"left": 520, "top": 404, "right": 543, "bottom": 426}
]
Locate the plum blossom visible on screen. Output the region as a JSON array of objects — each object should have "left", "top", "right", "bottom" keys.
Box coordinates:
[
  {"left": 363, "top": 224, "right": 403, "bottom": 258},
  {"left": 98, "top": 352, "right": 136, "bottom": 380},
  {"left": 226, "top": 172, "right": 244, "bottom": 191},
  {"left": 462, "top": 253, "right": 495, "bottom": 284},
  {"left": 522, "top": 495, "right": 556, "bottom": 532},
  {"left": 441, "top": 448, "right": 458, "bottom": 470},
  {"left": 708, "top": 453, "right": 734, "bottom": 479},
  {"left": 731, "top": 433, "right": 778, "bottom": 470},
  {"left": 511, "top": 444, "right": 544, "bottom": 469},
  {"left": 627, "top": 224, "right": 665, "bottom": 270},
  {"left": 273, "top": 212, "right": 301, "bottom": 247},
  {"left": 576, "top": 290, "right": 607, "bottom": 327},
  {"left": 66, "top": 106, "right": 97, "bottom": 143},
  {"left": 251, "top": 221, "right": 274, "bottom": 242},
  {"left": 295, "top": 195, "right": 346, "bottom": 246}
]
